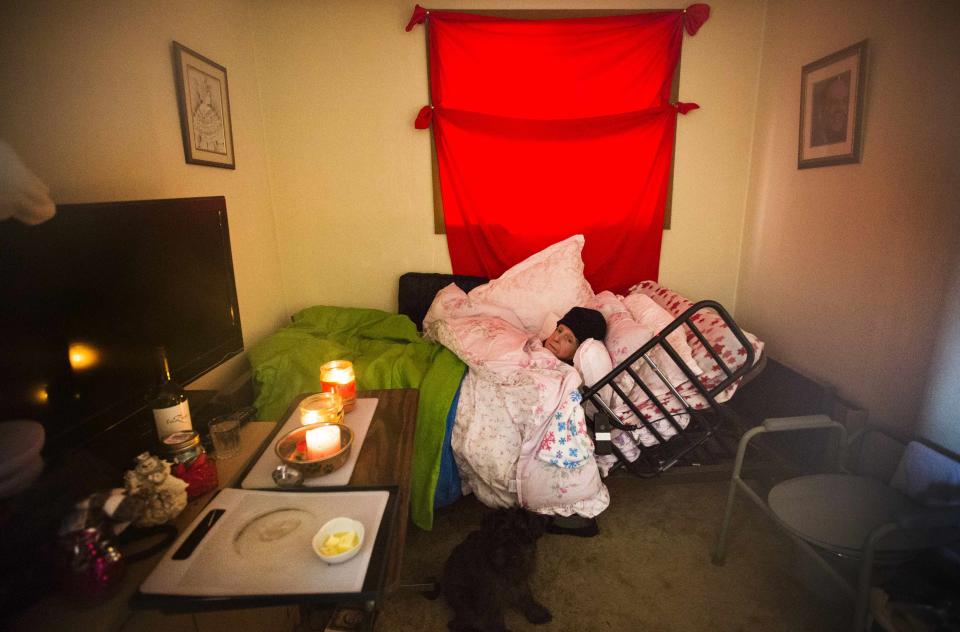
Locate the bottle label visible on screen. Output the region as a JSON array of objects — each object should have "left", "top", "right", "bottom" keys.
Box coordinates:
[{"left": 154, "top": 401, "right": 192, "bottom": 439}]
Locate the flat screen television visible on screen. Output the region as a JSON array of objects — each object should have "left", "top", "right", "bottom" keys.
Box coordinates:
[{"left": 0, "top": 196, "right": 243, "bottom": 457}]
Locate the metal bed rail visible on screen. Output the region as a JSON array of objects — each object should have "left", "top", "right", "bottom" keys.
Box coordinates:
[{"left": 580, "top": 300, "right": 758, "bottom": 476}]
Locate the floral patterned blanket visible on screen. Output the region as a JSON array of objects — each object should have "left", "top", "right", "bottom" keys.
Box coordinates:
[{"left": 424, "top": 285, "right": 610, "bottom": 518}]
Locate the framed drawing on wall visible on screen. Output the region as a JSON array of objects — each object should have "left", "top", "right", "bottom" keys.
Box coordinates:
[
  {"left": 798, "top": 40, "right": 867, "bottom": 169},
  {"left": 172, "top": 42, "right": 235, "bottom": 169}
]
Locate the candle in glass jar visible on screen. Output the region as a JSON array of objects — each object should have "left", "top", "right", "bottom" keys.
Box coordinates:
[
  {"left": 299, "top": 392, "right": 344, "bottom": 426},
  {"left": 305, "top": 424, "right": 341, "bottom": 460},
  {"left": 320, "top": 360, "right": 356, "bottom": 412}
]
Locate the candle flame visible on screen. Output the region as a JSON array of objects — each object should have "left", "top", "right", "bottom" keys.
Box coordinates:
[
  {"left": 320, "top": 360, "right": 355, "bottom": 384},
  {"left": 32, "top": 384, "right": 49, "bottom": 405},
  {"left": 324, "top": 369, "right": 352, "bottom": 383},
  {"left": 320, "top": 361, "right": 356, "bottom": 412},
  {"left": 68, "top": 341, "right": 100, "bottom": 371}
]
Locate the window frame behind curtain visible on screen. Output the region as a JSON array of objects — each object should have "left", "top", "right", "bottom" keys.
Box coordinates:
[{"left": 422, "top": 9, "right": 683, "bottom": 234}]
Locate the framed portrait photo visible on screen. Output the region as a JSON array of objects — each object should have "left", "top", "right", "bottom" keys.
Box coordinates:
[
  {"left": 172, "top": 42, "right": 235, "bottom": 169},
  {"left": 798, "top": 40, "right": 867, "bottom": 169}
]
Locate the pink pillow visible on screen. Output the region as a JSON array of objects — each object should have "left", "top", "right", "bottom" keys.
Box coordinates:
[
  {"left": 468, "top": 235, "right": 594, "bottom": 332},
  {"left": 622, "top": 293, "right": 701, "bottom": 377},
  {"left": 592, "top": 291, "right": 656, "bottom": 365},
  {"left": 595, "top": 291, "right": 697, "bottom": 401},
  {"left": 587, "top": 290, "right": 630, "bottom": 321},
  {"left": 422, "top": 283, "right": 469, "bottom": 331},
  {"left": 423, "top": 283, "right": 526, "bottom": 333},
  {"left": 629, "top": 280, "right": 764, "bottom": 387},
  {"left": 538, "top": 311, "right": 562, "bottom": 343}
]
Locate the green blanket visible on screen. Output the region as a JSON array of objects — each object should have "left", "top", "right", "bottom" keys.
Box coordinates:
[{"left": 247, "top": 305, "right": 465, "bottom": 530}]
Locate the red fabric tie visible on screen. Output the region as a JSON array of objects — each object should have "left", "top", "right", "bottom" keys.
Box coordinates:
[
  {"left": 405, "top": 4, "right": 428, "bottom": 32},
  {"left": 414, "top": 105, "right": 433, "bottom": 129},
  {"left": 683, "top": 4, "right": 711, "bottom": 36}
]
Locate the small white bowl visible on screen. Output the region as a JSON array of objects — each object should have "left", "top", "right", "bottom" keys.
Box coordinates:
[{"left": 312, "top": 517, "right": 365, "bottom": 564}]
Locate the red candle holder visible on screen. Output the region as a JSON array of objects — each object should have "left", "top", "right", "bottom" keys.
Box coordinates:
[{"left": 320, "top": 360, "right": 356, "bottom": 412}]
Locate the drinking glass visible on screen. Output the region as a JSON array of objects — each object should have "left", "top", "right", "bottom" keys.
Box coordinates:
[{"left": 209, "top": 416, "right": 241, "bottom": 459}]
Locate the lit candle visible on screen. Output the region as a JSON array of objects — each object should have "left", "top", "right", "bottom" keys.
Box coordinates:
[
  {"left": 320, "top": 360, "right": 356, "bottom": 412},
  {"left": 299, "top": 392, "right": 344, "bottom": 426},
  {"left": 305, "top": 424, "right": 341, "bottom": 460}
]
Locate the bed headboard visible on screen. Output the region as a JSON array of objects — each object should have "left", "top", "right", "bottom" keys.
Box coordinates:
[{"left": 398, "top": 272, "right": 488, "bottom": 330}]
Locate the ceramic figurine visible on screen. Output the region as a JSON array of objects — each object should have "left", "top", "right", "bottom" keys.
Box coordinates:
[{"left": 123, "top": 452, "right": 188, "bottom": 527}]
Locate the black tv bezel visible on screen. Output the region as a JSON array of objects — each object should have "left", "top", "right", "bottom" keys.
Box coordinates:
[{"left": 9, "top": 196, "right": 244, "bottom": 458}]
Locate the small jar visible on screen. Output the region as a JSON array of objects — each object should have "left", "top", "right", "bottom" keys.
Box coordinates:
[
  {"left": 60, "top": 526, "right": 125, "bottom": 602},
  {"left": 163, "top": 431, "right": 218, "bottom": 498}
]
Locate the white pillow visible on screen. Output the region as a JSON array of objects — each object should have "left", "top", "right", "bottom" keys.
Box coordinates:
[
  {"left": 468, "top": 235, "right": 595, "bottom": 332},
  {"left": 574, "top": 339, "right": 615, "bottom": 408}
]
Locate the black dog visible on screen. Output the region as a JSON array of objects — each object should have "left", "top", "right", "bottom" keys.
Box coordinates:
[{"left": 441, "top": 507, "right": 552, "bottom": 632}]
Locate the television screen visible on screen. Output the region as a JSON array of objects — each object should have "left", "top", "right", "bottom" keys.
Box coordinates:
[{"left": 0, "top": 196, "right": 243, "bottom": 455}]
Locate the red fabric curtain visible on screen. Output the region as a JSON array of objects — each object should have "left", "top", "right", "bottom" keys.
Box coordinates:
[{"left": 409, "top": 6, "right": 708, "bottom": 293}]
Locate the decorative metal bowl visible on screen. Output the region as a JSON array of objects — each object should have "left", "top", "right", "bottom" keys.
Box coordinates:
[{"left": 275, "top": 422, "right": 353, "bottom": 477}]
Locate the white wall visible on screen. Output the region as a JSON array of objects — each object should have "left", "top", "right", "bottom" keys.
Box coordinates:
[
  {"left": 251, "top": 0, "right": 765, "bottom": 314},
  {"left": 661, "top": 0, "right": 765, "bottom": 306},
  {"left": 737, "top": 0, "right": 960, "bottom": 449},
  {"left": 0, "top": 0, "right": 287, "bottom": 389},
  {"left": 920, "top": 256, "right": 960, "bottom": 455}
]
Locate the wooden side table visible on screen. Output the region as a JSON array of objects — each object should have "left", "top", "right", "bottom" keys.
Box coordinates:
[
  {"left": 7, "top": 389, "right": 419, "bottom": 632},
  {"left": 275, "top": 389, "right": 419, "bottom": 593},
  {"left": 263, "top": 389, "right": 419, "bottom": 632}
]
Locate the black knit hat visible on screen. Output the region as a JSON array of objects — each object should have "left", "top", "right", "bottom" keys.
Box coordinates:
[{"left": 557, "top": 307, "right": 607, "bottom": 344}]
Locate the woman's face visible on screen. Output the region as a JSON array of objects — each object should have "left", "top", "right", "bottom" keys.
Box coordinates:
[{"left": 544, "top": 324, "right": 579, "bottom": 362}]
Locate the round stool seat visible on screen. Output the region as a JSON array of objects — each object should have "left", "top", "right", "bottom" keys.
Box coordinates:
[{"left": 768, "top": 474, "right": 919, "bottom": 555}]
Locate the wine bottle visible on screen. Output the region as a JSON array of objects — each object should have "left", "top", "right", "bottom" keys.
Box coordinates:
[{"left": 151, "top": 346, "right": 192, "bottom": 440}]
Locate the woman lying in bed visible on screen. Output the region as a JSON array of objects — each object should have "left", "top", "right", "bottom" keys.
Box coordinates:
[
  {"left": 422, "top": 234, "right": 762, "bottom": 518},
  {"left": 419, "top": 238, "right": 614, "bottom": 515},
  {"left": 423, "top": 284, "right": 611, "bottom": 522}
]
